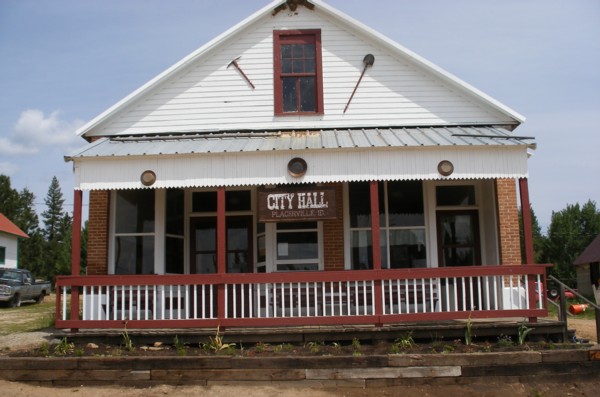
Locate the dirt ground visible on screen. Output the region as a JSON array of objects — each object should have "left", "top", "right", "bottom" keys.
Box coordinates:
[{"left": 0, "top": 295, "right": 598, "bottom": 396}]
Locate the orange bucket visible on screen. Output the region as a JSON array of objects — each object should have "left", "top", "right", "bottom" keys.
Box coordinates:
[{"left": 568, "top": 304, "right": 589, "bottom": 315}]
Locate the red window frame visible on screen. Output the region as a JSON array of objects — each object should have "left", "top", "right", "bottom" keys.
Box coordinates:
[{"left": 273, "top": 29, "right": 323, "bottom": 115}]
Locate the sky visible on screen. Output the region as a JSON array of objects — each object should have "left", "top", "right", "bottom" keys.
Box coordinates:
[{"left": 0, "top": 0, "right": 599, "bottom": 230}]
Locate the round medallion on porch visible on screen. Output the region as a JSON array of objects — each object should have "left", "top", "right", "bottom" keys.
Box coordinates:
[
  {"left": 287, "top": 157, "right": 307, "bottom": 177},
  {"left": 140, "top": 170, "right": 157, "bottom": 186},
  {"left": 437, "top": 160, "right": 454, "bottom": 177}
]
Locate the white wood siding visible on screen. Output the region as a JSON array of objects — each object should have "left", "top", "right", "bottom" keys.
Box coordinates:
[
  {"left": 89, "top": 7, "right": 512, "bottom": 137},
  {"left": 0, "top": 234, "right": 19, "bottom": 269},
  {"left": 73, "top": 146, "right": 529, "bottom": 191}
]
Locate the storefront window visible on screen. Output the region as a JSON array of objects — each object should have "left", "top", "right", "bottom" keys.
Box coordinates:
[
  {"left": 114, "top": 189, "right": 155, "bottom": 274},
  {"left": 275, "top": 222, "right": 320, "bottom": 271},
  {"left": 349, "top": 181, "right": 426, "bottom": 269}
]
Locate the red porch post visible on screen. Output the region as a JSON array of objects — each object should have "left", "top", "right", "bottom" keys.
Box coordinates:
[
  {"left": 216, "top": 187, "right": 226, "bottom": 321},
  {"left": 519, "top": 178, "right": 537, "bottom": 323},
  {"left": 519, "top": 178, "right": 534, "bottom": 265},
  {"left": 70, "top": 190, "right": 82, "bottom": 329},
  {"left": 370, "top": 181, "right": 383, "bottom": 320}
]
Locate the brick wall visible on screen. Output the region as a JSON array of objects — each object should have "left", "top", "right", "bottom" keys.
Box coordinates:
[
  {"left": 87, "top": 190, "right": 110, "bottom": 275},
  {"left": 323, "top": 183, "right": 344, "bottom": 270},
  {"left": 495, "top": 179, "right": 522, "bottom": 265}
]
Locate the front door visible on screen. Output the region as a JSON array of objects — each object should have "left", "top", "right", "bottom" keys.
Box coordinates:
[
  {"left": 190, "top": 215, "right": 253, "bottom": 274},
  {"left": 437, "top": 210, "right": 481, "bottom": 267},
  {"left": 436, "top": 210, "right": 482, "bottom": 311}
]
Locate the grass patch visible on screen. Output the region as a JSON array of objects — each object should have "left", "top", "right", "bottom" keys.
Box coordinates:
[{"left": 0, "top": 297, "right": 56, "bottom": 335}]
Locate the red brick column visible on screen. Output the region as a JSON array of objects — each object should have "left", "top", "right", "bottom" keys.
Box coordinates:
[
  {"left": 495, "top": 179, "right": 522, "bottom": 265},
  {"left": 323, "top": 183, "right": 344, "bottom": 270},
  {"left": 87, "top": 190, "right": 110, "bottom": 275}
]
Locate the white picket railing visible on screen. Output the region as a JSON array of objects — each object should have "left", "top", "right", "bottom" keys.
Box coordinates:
[{"left": 59, "top": 269, "right": 545, "bottom": 326}]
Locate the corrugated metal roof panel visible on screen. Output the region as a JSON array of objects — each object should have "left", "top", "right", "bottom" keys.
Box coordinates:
[{"left": 66, "top": 127, "right": 534, "bottom": 159}]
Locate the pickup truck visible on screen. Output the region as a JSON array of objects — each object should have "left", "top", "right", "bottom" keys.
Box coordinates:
[{"left": 0, "top": 268, "right": 51, "bottom": 307}]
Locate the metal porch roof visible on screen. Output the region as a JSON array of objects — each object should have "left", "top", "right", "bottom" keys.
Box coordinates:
[{"left": 67, "top": 127, "right": 534, "bottom": 160}]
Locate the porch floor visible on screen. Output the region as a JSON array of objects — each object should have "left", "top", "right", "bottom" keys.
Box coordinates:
[{"left": 54, "top": 318, "right": 570, "bottom": 345}]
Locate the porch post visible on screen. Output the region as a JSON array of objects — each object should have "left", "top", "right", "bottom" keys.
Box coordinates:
[
  {"left": 216, "top": 187, "right": 226, "bottom": 321},
  {"left": 71, "top": 190, "right": 82, "bottom": 275},
  {"left": 370, "top": 181, "right": 383, "bottom": 321},
  {"left": 70, "top": 190, "right": 82, "bottom": 329},
  {"left": 519, "top": 178, "right": 538, "bottom": 323},
  {"left": 519, "top": 178, "right": 535, "bottom": 265},
  {"left": 369, "top": 181, "right": 381, "bottom": 270}
]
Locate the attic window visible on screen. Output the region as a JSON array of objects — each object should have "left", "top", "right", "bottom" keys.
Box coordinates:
[{"left": 274, "top": 30, "right": 323, "bottom": 115}]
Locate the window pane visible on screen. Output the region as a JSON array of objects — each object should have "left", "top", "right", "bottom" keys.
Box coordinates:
[
  {"left": 166, "top": 189, "right": 184, "bottom": 235},
  {"left": 387, "top": 181, "right": 424, "bottom": 227},
  {"left": 292, "top": 44, "right": 304, "bottom": 58},
  {"left": 192, "top": 191, "right": 217, "bottom": 212},
  {"left": 282, "top": 59, "right": 292, "bottom": 73},
  {"left": 348, "top": 182, "right": 385, "bottom": 228},
  {"left": 304, "top": 43, "right": 315, "bottom": 58},
  {"left": 165, "top": 237, "right": 184, "bottom": 274},
  {"left": 436, "top": 185, "right": 476, "bottom": 206},
  {"left": 281, "top": 44, "right": 292, "bottom": 59},
  {"left": 277, "top": 221, "right": 317, "bottom": 230},
  {"left": 277, "top": 263, "right": 318, "bottom": 271},
  {"left": 115, "top": 236, "right": 154, "bottom": 274},
  {"left": 292, "top": 60, "right": 303, "bottom": 73},
  {"left": 351, "top": 230, "right": 371, "bottom": 270},
  {"left": 194, "top": 253, "right": 216, "bottom": 274},
  {"left": 0, "top": 247, "right": 5, "bottom": 264},
  {"left": 277, "top": 231, "right": 318, "bottom": 260},
  {"left": 388, "top": 229, "right": 426, "bottom": 269},
  {"left": 115, "top": 190, "right": 155, "bottom": 233},
  {"left": 282, "top": 77, "right": 298, "bottom": 112},
  {"left": 226, "top": 190, "right": 251, "bottom": 211},
  {"left": 299, "top": 77, "right": 316, "bottom": 112}
]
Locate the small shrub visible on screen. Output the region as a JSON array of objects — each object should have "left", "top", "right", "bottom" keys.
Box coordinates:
[
  {"left": 306, "top": 341, "right": 324, "bottom": 354},
  {"left": 174, "top": 335, "right": 186, "bottom": 356},
  {"left": 54, "top": 337, "right": 74, "bottom": 356},
  {"left": 518, "top": 323, "right": 533, "bottom": 346},
  {"left": 201, "top": 326, "right": 236, "bottom": 354},
  {"left": 38, "top": 342, "right": 50, "bottom": 357},
  {"left": 351, "top": 337, "right": 361, "bottom": 353},
  {"left": 254, "top": 341, "right": 269, "bottom": 353},
  {"left": 497, "top": 334, "right": 514, "bottom": 347}
]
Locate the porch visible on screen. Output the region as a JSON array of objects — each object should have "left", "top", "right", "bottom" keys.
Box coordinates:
[{"left": 55, "top": 264, "right": 548, "bottom": 331}]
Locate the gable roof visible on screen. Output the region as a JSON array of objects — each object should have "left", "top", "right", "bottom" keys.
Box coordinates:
[
  {"left": 0, "top": 213, "right": 28, "bottom": 239},
  {"left": 75, "top": 0, "right": 525, "bottom": 139},
  {"left": 574, "top": 234, "right": 600, "bottom": 265}
]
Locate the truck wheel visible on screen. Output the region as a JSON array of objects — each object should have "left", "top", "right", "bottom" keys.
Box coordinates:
[
  {"left": 9, "top": 294, "right": 21, "bottom": 308},
  {"left": 35, "top": 292, "right": 46, "bottom": 304}
]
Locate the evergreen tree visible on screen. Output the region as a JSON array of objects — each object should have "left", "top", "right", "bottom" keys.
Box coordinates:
[
  {"left": 544, "top": 200, "right": 600, "bottom": 286},
  {"left": 40, "top": 176, "right": 72, "bottom": 283},
  {"left": 41, "top": 176, "right": 65, "bottom": 242}
]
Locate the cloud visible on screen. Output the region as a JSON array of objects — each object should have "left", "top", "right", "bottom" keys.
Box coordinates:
[
  {"left": 2, "top": 109, "right": 85, "bottom": 156},
  {"left": 0, "top": 162, "right": 19, "bottom": 176}
]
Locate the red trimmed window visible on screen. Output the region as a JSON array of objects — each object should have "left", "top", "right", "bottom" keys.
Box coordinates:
[{"left": 274, "top": 30, "right": 323, "bottom": 115}]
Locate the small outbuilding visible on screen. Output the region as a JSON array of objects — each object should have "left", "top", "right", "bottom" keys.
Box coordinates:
[
  {"left": 573, "top": 234, "right": 600, "bottom": 303},
  {"left": 0, "top": 213, "right": 29, "bottom": 269}
]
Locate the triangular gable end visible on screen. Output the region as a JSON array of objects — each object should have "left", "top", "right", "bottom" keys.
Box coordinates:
[
  {"left": 77, "top": 0, "right": 524, "bottom": 139},
  {"left": 0, "top": 213, "right": 28, "bottom": 239}
]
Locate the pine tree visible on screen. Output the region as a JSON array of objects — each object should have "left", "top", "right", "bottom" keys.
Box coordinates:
[
  {"left": 41, "top": 176, "right": 72, "bottom": 283},
  {"left": 41, "top": 176, "right": 65, "bottom": 242}
]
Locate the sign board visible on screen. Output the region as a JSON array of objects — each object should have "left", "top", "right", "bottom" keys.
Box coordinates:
[{"left": 258, "top": 186, "right": 337, "bottom": 222}]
